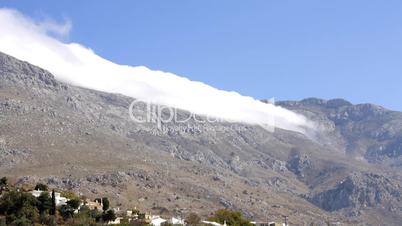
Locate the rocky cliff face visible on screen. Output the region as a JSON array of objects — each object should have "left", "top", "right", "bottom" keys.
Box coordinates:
[
  {"left": 310, "top": 172, "right": 402, "bottom": 212},
  {"left": 1, "top": 51, "right": 402, "bottom": 225},
  {"left": 278, "top": 98, "right": 402, "bottom": 164}
]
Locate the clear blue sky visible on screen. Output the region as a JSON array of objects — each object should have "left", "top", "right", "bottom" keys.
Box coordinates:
[{"left": 2, "top": 0, "right": 402, "bottom": 110}]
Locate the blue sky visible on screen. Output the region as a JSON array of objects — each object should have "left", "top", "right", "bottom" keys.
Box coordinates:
[{"left": 2, "top": 0, "right": 402, "bottom": 110}]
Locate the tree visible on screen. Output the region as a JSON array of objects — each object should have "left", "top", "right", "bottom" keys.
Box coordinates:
[
  {"left": 185, "top": 212, "right": 201, "bottom": 226},
  {"left": 69, "top": 206, "right": 96, "bottom": 226},
  {"left": 137, "top": 213, "right": 145, "bottom": 219},
  {"left": 0, "top": 177, "right": 7, "bottom": 187},
  {"left": 67, "top": 198, "right": 81, "bottom": 209},
  {"left": 208, "top": 209, "right": 252, "bottom": 226},
  {"left": 90, "top": 209, "right": 103, "bottom": 222},
  {"left": 9, "top": 217, "right": 31, "bottom": 226},
  {"left": 102, "top": 209, "right": 116, "bottom": 222},
  {"left": 36, "top": 192, "right": 52, "bottom": 215},
  {"left": 50, "top": 190, "right": 56, "bottom": 216},
  {"left": 0, "top": 178, "right": 8, "bottom": 193},
  {"left": 34, "top": 183, "right": 48, "bottom": 191},
  {"left": 60, "top": 197, "right": 82, "bottom": 220},
  {"left": 0, "top": 190, "right": 38, "bottom": 224},
  {"left": 132, "top": 209, "right": 140, "bottom": 215},
  {"left": 102, "top": 197, "right": 110, "bottom": 211},
  {"left": 59, "top": 205, "right": 74, "bottom": 220}
]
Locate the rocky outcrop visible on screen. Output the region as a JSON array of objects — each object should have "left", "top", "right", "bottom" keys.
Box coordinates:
[
  {"left": 0, "top": 52, "right": 61, "bottom": 90},
  {"left": 309, "top": 172, "right": 402, "bottom": 212},
  {"left": 0, "top": 144, "right": 33, "bottom": 167},
  {"left": 278, "top": 97, "right": 402, "bottom": 164},
  {"left": 287, "top": 151, "right": 312, "bottom": 179}
]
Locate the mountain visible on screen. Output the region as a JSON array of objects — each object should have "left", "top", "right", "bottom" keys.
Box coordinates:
[
  {"left": 1, "top": 51, "right": 402, "bottom": 225},
  {"left": 278, "top": 98, "right": 402, "bottom": 165}
]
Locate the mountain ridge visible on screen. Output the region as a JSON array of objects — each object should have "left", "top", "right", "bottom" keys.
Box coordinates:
[{"left": 1, "top": 51, "right": 402, "bottom": 225}]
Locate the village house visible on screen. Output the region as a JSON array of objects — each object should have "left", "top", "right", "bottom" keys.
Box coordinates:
[
  {"left": 83, "top": 198, "right": 103, "bottom": 210},
  {"left": 123, "top": 210, "right": 152, "bottom": 224},
  {"left": 30, "top": 189, "right": 69, "bottom": 206},
  {"left": 169, "top": 217, "right": 185, "bottom": 225},
  {"left": 126, "top": 210, "right": 134, "bottom": 218},
  {"left": 108, "top": 217, "right": 124, "bottom": 225},
  {"left": 150, "top": 215, "right": 167, "bottom": 226}
]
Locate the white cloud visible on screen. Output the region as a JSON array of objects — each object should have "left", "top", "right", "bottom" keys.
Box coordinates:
[
  {"left": 38, "top": 17, "right": 72, "bottom": 38},
  {"left": 0, "top": 8, "right": 313, "bottom": 134}
]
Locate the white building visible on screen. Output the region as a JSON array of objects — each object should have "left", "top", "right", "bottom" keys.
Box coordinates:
[
  {"left": 151, "top": 216, "right": 167, "bottom": 226},
  {"left": 170, "top": 217, "right": 185, "bottom": 225},
  {"left": 54, "top": 192, "right": 69, "bottom": 206},
  {"left": 127, "top": 210, "right": 133, "bottom": 217},
  {"left": 108, "top": 217, "right": 124, "bottom": 225},
  {"left": 30, "top": 190, "right": 69, "bottom": 206},
  {"left": 30, "top": 190, "right": 43, "bottom": 198}
]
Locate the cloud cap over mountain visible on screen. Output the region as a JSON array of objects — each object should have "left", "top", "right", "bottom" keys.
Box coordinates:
[{"left": 0, "top": 8, "right": 312, "bottom": 133}]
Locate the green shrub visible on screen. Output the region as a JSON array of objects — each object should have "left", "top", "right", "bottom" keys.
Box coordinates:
[{"left": 208, "top": 209, "right": 252, "bottom": 226}]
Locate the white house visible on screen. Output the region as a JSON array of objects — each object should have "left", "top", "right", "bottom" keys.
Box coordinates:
[
  {"left": 30, "top": 190, "right": 43, "bottom": 198},
  {"left": 108, "top": 217, "right": 124, "bottom": 225},
  {"left": 170, "top": 217, "right": 185, "bottom": 225},
  {"left": 151, "top": 216, "right": 167, "bottom": 226},
  {"left": 30, "top": 190, "right": 69, "bottom": 206},
  {"left": 54, "top": 192, "right": 69, "bottom": 206},
  {"left": 84, "top": 199, "right": 103, "bottom": 210}
]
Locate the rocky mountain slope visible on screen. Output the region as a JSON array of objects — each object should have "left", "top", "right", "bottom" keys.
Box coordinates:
[
  {"left": 277, "top": 98, "right": 402, "bottom": 165},
  {"left": 1, "top": 51, "right": 402, "bottom": 225}
]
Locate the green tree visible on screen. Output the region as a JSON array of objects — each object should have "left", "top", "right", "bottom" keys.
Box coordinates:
[
  {"left": 90, "top": 209, "right": 103, "bottom": 222},
  {"left": 50, "top": 189, "right": 56, "bottom": 215},
  {"left": 67, "top": 198, "right": 81, "bottom": 209},
  {"left": 102, "top": 197, "right": 110, "bottom": 211},
  {"left": 208, "top": 209, "right": 252, "bottom": 226},
  {"left": 0, "top": 177, "right": 7, "bottom": 187},
  {"left": 137, "top": 213, "right": 145, "bottom": 219},
  {"left": 70, "top": 206, "right": 96, "bottom": 226},
  {"left": 59, "top": 197, "right": 82, "bottom": 220},
  {"left": 59, "top": 205, "right": 74, "bottom": 220},
  {"left": 0, "top": 177, "right": 8, "bottom": 194},
  {"left": 132, "top": 209, "right": 140, "bottom": 215},
  {"left": 9, "top": 217, "right": 31, "bottom": 226},
  {"left": 34, "top": 183, "right": 48, "bottom": 191},
  {"left": 102, "top": 209, "right": 116, "bottom": 222},
  {"left": 0, "top": 190, "right": 38, "bottom": 224},
  {"left": 37, "top": 192, "right": 52, "bottom": 215}
]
